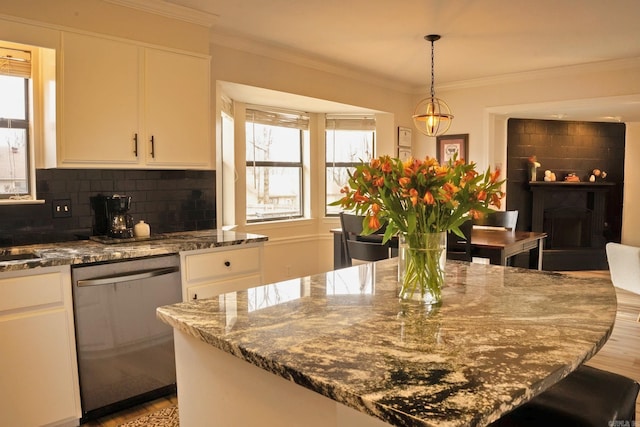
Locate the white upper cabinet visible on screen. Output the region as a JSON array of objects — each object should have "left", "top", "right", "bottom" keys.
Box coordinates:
[
  {"left": 60, "top": 32, "right": 212, "bottom": 169},
  {"left": 61, "top": 33, "right": 141, "bottom": 165},
  {"left": 144, "top": 48, "right": 211, "bottom": 167}
]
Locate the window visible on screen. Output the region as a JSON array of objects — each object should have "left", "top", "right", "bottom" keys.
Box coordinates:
[
  {"left": 325, "top": 115, "right": 375, "bottom": 215},
  {"left": 0, "top": 47, "right": 31, "bottom": 199},
  {"left": 246, "top": 108, "right": 308, "bottom": 222}
]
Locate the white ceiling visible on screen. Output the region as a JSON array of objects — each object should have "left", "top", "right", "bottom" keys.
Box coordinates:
[{"left": 161, "top": 0, "right": 640, "bottom": 121}]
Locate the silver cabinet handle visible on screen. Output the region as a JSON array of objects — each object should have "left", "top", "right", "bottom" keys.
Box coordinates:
[{"left": 77, "top": 266, "right": 179, "bottom": 287}]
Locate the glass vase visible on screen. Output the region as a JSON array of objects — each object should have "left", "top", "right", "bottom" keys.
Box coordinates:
[{"left": 398, "top": 232, "right": 447, "bottom": 305}]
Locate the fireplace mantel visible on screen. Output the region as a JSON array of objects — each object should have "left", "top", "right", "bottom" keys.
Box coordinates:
[
  {"left": 530, "top": 181, "right": 613, "bottom": 270},
  {"left": 529, "top": 181, "right": 615, "bottom": 189}
]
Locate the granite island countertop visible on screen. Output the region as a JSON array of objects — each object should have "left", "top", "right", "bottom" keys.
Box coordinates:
[
  {"left": 157, "top": 259, "right": 617, "bottom": 427},
  {"left": 0, "top": 230, "right": 268, "bottom": 272}
]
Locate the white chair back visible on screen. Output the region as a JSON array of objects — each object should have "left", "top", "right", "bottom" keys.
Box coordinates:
[{"left": 606, "top": 242, "right": 640, "bottom": 295}]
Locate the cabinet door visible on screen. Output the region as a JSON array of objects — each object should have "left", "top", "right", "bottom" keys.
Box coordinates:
[
  {"left": 61, "top": 32, "right": 142, "bottom": 166},
  {"left": 144, "top": 48, "right": 211, "bottom": 168},
  {"left": 0, "top": 266, "right": 81, "bottom": 426}
]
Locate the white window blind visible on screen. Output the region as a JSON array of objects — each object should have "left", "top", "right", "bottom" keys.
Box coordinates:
[
  {"left": 247, "top": 108, "right": 309, "bottom": 130},
  {"left": 0, "top": 47, "right": 31, "bottom": 79},
  {"left": 326, "top": 114, "right": 376, "bottom": 131}
]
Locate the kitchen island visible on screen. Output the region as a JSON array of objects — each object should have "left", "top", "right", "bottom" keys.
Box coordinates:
[{"left": 157, "top": 259, "right": 617, "bottom": 427}]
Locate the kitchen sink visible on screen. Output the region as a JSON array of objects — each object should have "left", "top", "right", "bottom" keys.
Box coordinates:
[{"left": 0, "top": 252, "right": 41, "bottom": 262}]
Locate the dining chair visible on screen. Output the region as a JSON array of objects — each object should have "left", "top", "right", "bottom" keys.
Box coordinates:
[
  {"left": 473, "top": 210, "right": 519, "bottom": 232},
  {"left": 446, "top": 220, "right": 472, "bottom": 261},
  {"left": 339, "top": 212, "right": 392, "bottom": 267},
  {"left": 489, "top": 365, "right": 639, "bottom": 427},
  {"left": 606, "top": 242, "right": 640, "bottom": 296}
]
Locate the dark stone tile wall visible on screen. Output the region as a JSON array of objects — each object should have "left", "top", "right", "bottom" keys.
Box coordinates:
[
  {"left": 506, "top": 118, "right": 625, "bottom": 242},
  {"left": 0, "top": 168, "right": 216, "bottom": 247}
]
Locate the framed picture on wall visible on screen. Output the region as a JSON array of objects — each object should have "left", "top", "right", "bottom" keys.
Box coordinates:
[
  {"left": 397, "top": 126, "right": 412, "bottom": 160},
  {"left": 398, "top": 146, "right": 412, "bottom": 161},
  {"left": 436, "top": 133, "right": 469, "bottom": 164},
  {"left": 398, "top": 126, "right": 412, "bottom": 148}
]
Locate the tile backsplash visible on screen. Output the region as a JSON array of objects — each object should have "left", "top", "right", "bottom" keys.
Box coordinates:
[{"left": 0, "top": 168, "right": 216, "bottom": 247}]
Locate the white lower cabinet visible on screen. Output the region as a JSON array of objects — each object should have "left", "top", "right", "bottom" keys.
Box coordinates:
[
  {"left": 0, "top": 265, "right": 81, "bottom": 427},
  {"left": 180, "top": 244, "right": 264, "bottom": 301}
]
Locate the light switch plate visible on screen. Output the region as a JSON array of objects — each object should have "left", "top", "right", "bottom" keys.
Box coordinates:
[{"left": 52, "top": 199, "right": 72, "bottom": 218}]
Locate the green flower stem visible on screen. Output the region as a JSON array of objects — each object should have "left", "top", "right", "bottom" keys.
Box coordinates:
[{"left": 399, "top": 232, "right": 446, "bottom": 304}]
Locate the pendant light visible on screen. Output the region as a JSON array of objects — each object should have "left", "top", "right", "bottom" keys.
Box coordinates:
[{"left": 412, "top": 34, "right": 453, "bottom": 137}]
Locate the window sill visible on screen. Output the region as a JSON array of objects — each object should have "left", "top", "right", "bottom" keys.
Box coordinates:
[{"left": 0, "top": 198, "right": 46, "bottom": 205}]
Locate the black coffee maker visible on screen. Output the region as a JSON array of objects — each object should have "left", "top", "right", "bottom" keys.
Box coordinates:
[{"left": 91, "top": 194, "right": 134, "bottom": 238}]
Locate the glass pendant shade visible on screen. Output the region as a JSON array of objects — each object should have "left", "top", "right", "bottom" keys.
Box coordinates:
[{"left": 412, "top": 96, "right": 453, "bottom": 137}]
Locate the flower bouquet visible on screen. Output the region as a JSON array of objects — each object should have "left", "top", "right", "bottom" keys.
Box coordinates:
[{"left": 332, "top": 154, "right": 504, "bottom": 304}]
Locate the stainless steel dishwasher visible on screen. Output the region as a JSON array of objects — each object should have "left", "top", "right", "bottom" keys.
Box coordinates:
[{"left": 71, "top": 255, "right": 181, "bottom": 422}]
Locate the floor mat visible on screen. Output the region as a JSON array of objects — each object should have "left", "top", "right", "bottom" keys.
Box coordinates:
[{"left": 118, "top": 405, "right": 179, "bottom": 427}]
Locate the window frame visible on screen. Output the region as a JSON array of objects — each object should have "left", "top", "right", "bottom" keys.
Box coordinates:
[
  {"left": 324, "top": 116, "right": 376, "bottom": 216},
  {"left": 0, "top": 77, "right": 31, "bottom": 199},
  {"left": 245, "top": 108, "right": 307, "bottom": 223}
]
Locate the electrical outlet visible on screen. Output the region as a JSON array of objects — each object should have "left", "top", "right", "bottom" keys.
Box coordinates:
[{"left": 52, "top": 199, "right": 72, "bottom": 218}]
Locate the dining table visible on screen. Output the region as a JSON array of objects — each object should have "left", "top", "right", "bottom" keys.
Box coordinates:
[
  {"left": 332, "top": 228, "right": 547, "bottom": 270},
  {"left": 157, "top": 258, "right": 616, "bottom": 427}
]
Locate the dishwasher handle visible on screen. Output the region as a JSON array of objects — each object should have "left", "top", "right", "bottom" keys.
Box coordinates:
[{"left": 76, "top": 266, "right": 179, "bottom": 287}]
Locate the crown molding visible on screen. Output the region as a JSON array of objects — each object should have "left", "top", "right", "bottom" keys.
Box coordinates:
[
  {"left": 210, "top": 29, "right": 415, "bottom": 96},
  {"left": 102, "top": 0, "right": 218, "bottom": 27},
  {"left": 437, "top": 56, "right": 640, "bottom": 92}
]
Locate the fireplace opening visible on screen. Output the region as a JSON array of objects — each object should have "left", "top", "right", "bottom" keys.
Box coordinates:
[{"left": 543, "top": 207, "right": 592, "bottom": 249}]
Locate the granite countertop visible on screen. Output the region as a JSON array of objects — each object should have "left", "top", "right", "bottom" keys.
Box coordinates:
[
  {"left": 157, "top": 259, "right": 617, "bottom": 427},
  {"left": 0, "top": 230, "right": 268, "bottom": 272}
]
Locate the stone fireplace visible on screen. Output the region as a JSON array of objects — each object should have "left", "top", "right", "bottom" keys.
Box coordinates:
[
  {"left": 530, "top": 182, "right": 613, "bottom": 270},
  {"left": 506, "top": 118, "right": 625, "bottom": 271}
]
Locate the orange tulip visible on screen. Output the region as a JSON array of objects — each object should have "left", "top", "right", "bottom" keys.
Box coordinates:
[
  {"left": 490, "top": 168, "right": 501, "bottom": 183},
  {"left": 423, "top": 191, "right": 435, "bottom": 205},
  {"left": 424, "top": 156, "right": 438, "bottom": 168},
  {"left": 354, "top": 191, "right": 369, "bottom": 203},
  {"left": 409, "top": 188, "right": 419, "bottom": 206},
  {"left": 491, "top": 192, "right": 502, "bottom": 208},
  {"left": 367, "top": 214, "right": 381, "bottom": 230},
  {"left": 399, "top": 177, "right": 411, "bottom": 188},
  {"left": 443, "top": 182, "right": 459, "bottom": 195}
]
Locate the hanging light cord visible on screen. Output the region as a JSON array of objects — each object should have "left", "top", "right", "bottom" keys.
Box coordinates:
[{"left": 430, "top": 37, "right": 435, "bottom": 100}]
